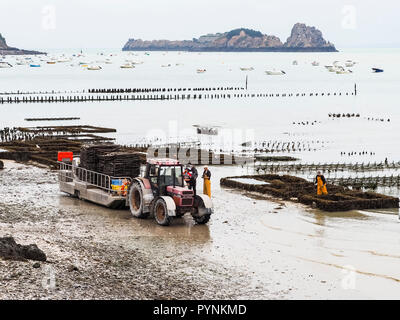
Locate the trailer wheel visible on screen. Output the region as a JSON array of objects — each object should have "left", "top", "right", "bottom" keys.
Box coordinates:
[
  {"left": 129, "top": 182, "right": 148, "bottom": 218},
  {"left": 74, "top": 190, "right": 81, "bottom": 200},
  {"left": 153, "top": 198, "right": 171, "bottom": 226}
]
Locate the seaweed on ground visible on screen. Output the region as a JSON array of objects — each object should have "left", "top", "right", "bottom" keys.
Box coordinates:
[{"left": 220, "top": 174, "right": 399, "bottom": 211}]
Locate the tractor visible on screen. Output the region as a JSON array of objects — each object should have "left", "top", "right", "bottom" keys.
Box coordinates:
[{"left": 127, "top": 159, "right": 213, "bottom": 226}]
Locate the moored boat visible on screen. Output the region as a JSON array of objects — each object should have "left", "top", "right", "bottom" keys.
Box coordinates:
[
  {"left": 265, "top": 70, "right": 286, "bottom": 75},
  {"left": 120, "top": 63, "right": 135, "bottom": 69},
  {"left": 345, "top": 60, "right": 356, "bottom": 67},
  {"left": 0, "top": 61, "right": 13, "bottom": 68},
  {"left": 240, "top": 67, "right": 254, "bottom": 71},
  {"left": 336, "top": 68, "right": 352, "bottom": 74},
  {"left": 87, "top": 65, "right": 102, "bottom": 70}
]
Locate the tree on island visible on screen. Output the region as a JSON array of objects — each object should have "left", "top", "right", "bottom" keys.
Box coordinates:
[{"left": 225, "top": 28, "right": 263, "bottom": 39}]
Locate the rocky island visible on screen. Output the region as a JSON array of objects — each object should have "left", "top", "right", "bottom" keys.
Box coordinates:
[
  {"left": 0, "top": 33, "right": 45, "bottom": 55},
  {"left": 123, "top": 23, "right": 337, "bottom": 52}
]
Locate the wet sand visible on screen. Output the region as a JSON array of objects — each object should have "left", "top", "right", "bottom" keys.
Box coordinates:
[{"left": 1, "top": 160, "right": 400, "bottom": 299}]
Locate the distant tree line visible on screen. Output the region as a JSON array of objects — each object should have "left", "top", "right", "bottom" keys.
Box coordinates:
[{"left": 226, "top": 28, "right": 263, "bottom": 39}]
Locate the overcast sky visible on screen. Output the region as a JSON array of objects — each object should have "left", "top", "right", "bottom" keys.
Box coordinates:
[{"left": 0, "top": 0, "right": 399, "bottom": 50}]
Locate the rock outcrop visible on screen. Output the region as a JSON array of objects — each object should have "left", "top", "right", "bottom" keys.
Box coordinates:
[
  {"left": 123, "top": 24, "right": 337, "bottom": 52},
  {"left": 284, "top": 23, "right": 335, "bottom": 50},
  {"left": 0, "top": 33, "right": 46, "bottom": 55},
  {"left": 0, "top": 237, "right": 47, "bottom": 261},
  {"left": 0, "top": 34, "right": 8, "bottom": 50}
]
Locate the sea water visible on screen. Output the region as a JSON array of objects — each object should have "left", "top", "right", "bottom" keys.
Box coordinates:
[{"left": 0, "top": 48, "right": 399, "bottom": 165}]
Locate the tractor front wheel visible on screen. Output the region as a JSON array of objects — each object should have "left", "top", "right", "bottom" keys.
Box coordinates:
[
  {"left": 191, "top": 196, "right": 211, "bottom": 225},
  {"left": 153, "top": 198, "right": 171, "bottom": 226},
  {"left": 193, "top": 214, "right": 211, "bottom": 225}
]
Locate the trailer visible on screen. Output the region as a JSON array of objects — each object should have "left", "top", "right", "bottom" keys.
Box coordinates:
[{"left": 58, "top": 161, "right": 130, "bottom": 209}]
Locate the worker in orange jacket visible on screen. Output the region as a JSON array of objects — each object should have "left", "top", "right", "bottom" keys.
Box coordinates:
[
  {"left": 183, "top": 168, "right": 192, "bottom": 188},
  {"left": 202, "top": 167, "right": 211, "bottom": 198},
  {"left": 315, "top": 171, "right": 328, "bottom": 195},
  {"left": 122, "top": 179, "right": 130, "bottom": 196}
]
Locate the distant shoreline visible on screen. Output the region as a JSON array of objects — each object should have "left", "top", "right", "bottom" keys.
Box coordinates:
[
  {"left": 0, "top": 48, "right": 46, "bottom": 56},
  {"left": 122, "top": 47, "right": 338, "bottom": 53}
]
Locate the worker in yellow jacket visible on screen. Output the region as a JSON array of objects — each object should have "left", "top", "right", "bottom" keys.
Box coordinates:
[
  {"left": 315, "top": 171, "right": 328, "bottom": 195},
  {"left": 202, "top": 167, "right": 211, "bottom": 198}
]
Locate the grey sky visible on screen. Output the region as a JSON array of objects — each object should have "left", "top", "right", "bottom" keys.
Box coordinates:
[{"left": 0, "top": 0, "right": 399, "bottom": 50}]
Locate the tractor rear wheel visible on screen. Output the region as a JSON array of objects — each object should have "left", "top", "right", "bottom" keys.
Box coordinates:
[
  {"left": 153, "top": 198, "right": 171, "bottom": 226},
  {"left": 128, "top": 182, "right": 148, "bottom": 218}
]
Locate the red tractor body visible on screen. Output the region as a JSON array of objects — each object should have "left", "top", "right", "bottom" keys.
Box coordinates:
[
  {"left": 127, "top": 158, "right": 213, "bottom": 226},
  {"left": 166, "top": 185, "right": 194, "bottom": 207}
]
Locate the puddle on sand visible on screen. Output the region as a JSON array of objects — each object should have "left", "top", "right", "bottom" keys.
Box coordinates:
[{"left": 229, "top": 177, "right": 270, "bottom": 185}]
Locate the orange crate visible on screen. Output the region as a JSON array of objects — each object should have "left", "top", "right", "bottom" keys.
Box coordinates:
[{"left": 58, "top": 151, "right": 73, "bottom": 162}]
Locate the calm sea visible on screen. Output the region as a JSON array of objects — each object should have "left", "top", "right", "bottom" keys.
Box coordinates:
[{"left": 1, "top": 48, "right": 399, "bottom": 165}]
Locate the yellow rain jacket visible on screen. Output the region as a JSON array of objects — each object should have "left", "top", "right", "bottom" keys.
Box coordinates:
[
  {"left": 202, "top": 169, "right": 211, "bottom": 198},
  {"left": 315, "top": 175, "right": 328, "bottom": 195}
]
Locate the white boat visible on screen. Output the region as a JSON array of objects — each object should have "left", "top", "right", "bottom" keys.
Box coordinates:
[
  {"left": 325, "top": 65, "right": 337, "bottom": 72},
  {"left": 120, "top": 63, "right": 135, "bottom": 69},
  {"left": 196, "top": 69, "right": 206, "bottom": 73},
  {"left": 161, "top": 64, "right": 171, "bottom": 67},
  {"left": 311, "top": 61, "right": 319, "bottom": 66},
  {"left": 87, "top": 65, "right": 102, "bottom": 70},
  {"left": 292, "top": 60, "right": 298, "bottom": 65},
  {"left": 240, "top": 67, "right": 254, "bottom": 71},
  {"left": 345, "top": 61, "right": 356, "bottom": 67},
  {"left": 336, "top": 69, "right": 352, "bottom": 74},
  {"left": 265, "top": 70, "right": 286, "bottom": 75},
  {"left": 0, "top": 62, "right": 12, "bottom": 68},
  {"left": 193, "top": 124, "right": 220, "bottom": 136}
]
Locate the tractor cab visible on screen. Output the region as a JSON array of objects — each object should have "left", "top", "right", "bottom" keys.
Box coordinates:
[{"left": 145, "top": 159, "right": 185, "bottom": 197}]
